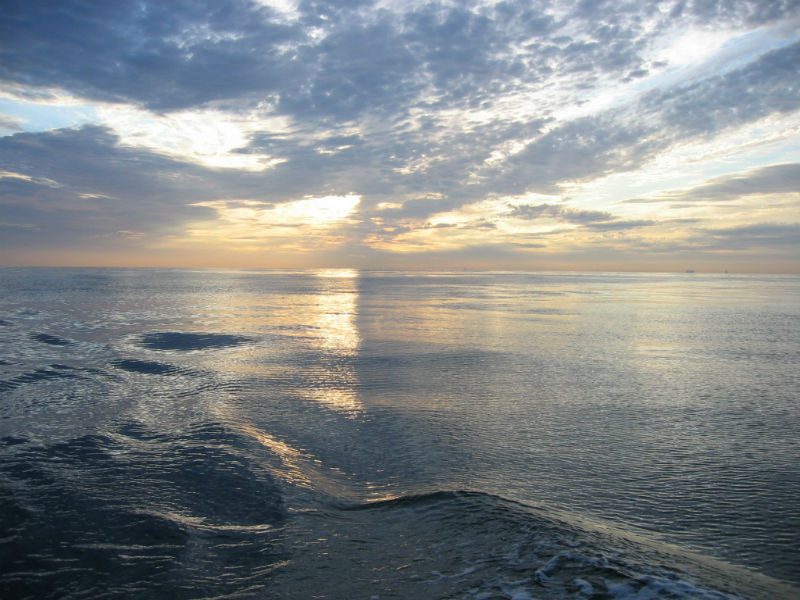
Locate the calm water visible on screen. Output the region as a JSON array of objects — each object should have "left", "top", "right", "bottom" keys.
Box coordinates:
[{"left": 1, "top": 268, "right": 798, "bottom": 599}]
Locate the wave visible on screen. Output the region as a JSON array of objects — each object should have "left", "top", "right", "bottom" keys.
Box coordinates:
[
  {"left": 2, "top": 424, "right": 797, "bottom": 600},
  {"left": 308, "top": 489, "right": 798, "bottom": 600}
]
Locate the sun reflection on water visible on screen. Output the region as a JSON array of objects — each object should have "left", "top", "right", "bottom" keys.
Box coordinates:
[
  {"left": 189, "top": 270, "right": 365, "bottom": 425},
  {"left": 313, "top": 268, "right": 360, "bottom": 278},
  {"left": 306, "top": 275, "right": 362, "bottom": 414},
  {"left": 314, "top": 292, "right": 360, "bottom": 352}
]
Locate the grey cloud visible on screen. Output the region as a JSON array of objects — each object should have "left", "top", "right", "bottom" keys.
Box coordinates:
[
  {"left": 3, "top": 0, "right": 794, "bottom": 132},
  {"left": 651, "top": 41, "right": 800, "bottom": 136},
  {"left": 0, "top": 0, "right": 301, "bottom": 112},
  {"left": 394, "top": 197, "right": 462, "bottom": 220},
  {"left": 0, "top": 126, "right": 215, "bottom": 204},
  {"left": 697, "top": 222, "right": 800, "bottom": 250},
  {"left": 4, "top": 0, "right": 767, "bottom": 123},
  {"left": 679, "top": 0, "right": 800, "bottom": 26},
  {"left": 621, "top": 197, "right": 677, "bottom": 204},
  {"left": 492, "top": 39, "right": 800, "bottom": 198},
  {"left": 398, "top": 4, "right": 556, "bottom": 105},
  {"left": 426, "top": 222, "right": 458, "bottom": 229},
  {"left": 243, "top": 113, "right": 549, "bottom": 218},
  {"left": 241, "top": 131, "right": 411, "bottom": 204},
  {"left": 509, "top": 203, "right": 616, "bottom": 223},
  {"left": 507, "top": 202, "right": 654, "bottom": 231},
  {"left": 473, "top": 220, "right": 497, "bottom": 230},
  {"left": 277, "top": 22, "right": 420, "bottom": 121},
  {"left": 0, "top": 220, "right": 39, "bottom": 231},
  {"left": 0, "top": 114, "right": 24, "bottom": 133},
  {"left": 0, "top": 126, "right": 216, "bottom": 248},
  {"left": 584, "top": 219, "right": 655, "bottom": 231},
  {"left": 623, "top": 163, "right": 800, "bottom": 204},
  {"left": 0, "top": 177, "right": 54, "bottom": 197},
  {"left": 313, "top": 135, "right": 364, "bottom": 152},
  {"left": 495, "top": 115, "right": 652, "bottom": 196},
  {"left": 276, "top": 3, "right": 558, "bottom": 121},
  {"left": 511, "top": 242, "right": 547, "bottom": 249},
  {"left": 674, "top": 163, "right": 800, "bottom": 202}
]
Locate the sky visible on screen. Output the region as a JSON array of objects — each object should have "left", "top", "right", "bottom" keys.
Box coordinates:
[{"left": 1, "top": 0, "right": 799, "bottom": 272}]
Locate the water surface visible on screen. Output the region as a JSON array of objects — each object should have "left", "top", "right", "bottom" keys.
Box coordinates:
[{"left": 1, "top": 268, "right": 798, "bottom": 599}]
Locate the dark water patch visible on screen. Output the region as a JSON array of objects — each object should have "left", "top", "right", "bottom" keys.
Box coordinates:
[
  {"left": 0, "top": 365, "right": 80, "bottom": 391},
  {"left": 0, "top": 427, "right": 286, "bottom": 599},
  {"left": 43, "top": 433, "right": 122, "bottom": 461},
  {"left": 0, "top": 359, "right": 11, "bottom": 366},
  {"left": 139, "top": 332, "right": 251, "bottom": 351},
  {"left": 1, "top": 436, "right": 28, "bottom": 446},
  {"left": 174, "top": 378, "right": 244, "bottom": 398},
  {"left": 116, "top": 420, "right": 168, "bottom": 442},
  {"left": 111, "top": 358, "right": 179, "bottom": 375},
  {"left": 49, "top": 363, "right": 76, "bottom": 370},
  {"left": 31, "top": 332, "right": 71, "bottom": 346},
  {"left": 0, "top": 502, "right": 191, "bottom": 600},
  {"left": 0, "top": 319, "right": 11, "bottom": 326}
]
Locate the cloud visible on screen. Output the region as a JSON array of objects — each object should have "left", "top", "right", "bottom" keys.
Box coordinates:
[
  {"left": 624, "top": 163, "right": 800, "bottom": 204},
  {"left": 699, "top": 222, "right": 800, "bottom": 250},
  {"left": 0, "top": 0, "right": 301, "bottom": 112},
  {"left": 4, "top": 0, "right": 792, "bottom": 127},
  {"left": 0, "top": 126, "right": 216, "bottom": 248},
  {"left": 583, "top": 219, "right": 656, "bottom": 231},
  {"left": 0, "top": 114, "right": 24, "bottom": 133},
  {"left": 491, "top": 38, "right": 800, "bottom": 198},
  {"left": 508, "top": 202, "right": 616, "bottom": 223},
  {"left": 673, "top": 0, "right": 800, "bottom": 26},
  {"left": 694, "top": 163, "right": 800, "bottom": 199},
  {"left": 651, "top": 41, "right": 800, "bottom": 136},
  {"left": 506, "top": 202, "right": 656, "bottom": 237},
  {"left": 277, "top": 21, "right": 421, "bottom": 121}
]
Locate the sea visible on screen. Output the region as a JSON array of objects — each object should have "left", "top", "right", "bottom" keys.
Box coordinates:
[{"left": 0, "top": 268, "right": 798, "bottom": 600}]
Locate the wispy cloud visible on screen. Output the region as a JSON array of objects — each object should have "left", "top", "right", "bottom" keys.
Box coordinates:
[
  {"left": 508, "top": 203, "right": 616, "bottom": 224},
  {"left": 625, "top": 163, "right": 800, "bottom": 204},
  {"left": 698, "top": 222, "right": 800, "bottom": 250}
]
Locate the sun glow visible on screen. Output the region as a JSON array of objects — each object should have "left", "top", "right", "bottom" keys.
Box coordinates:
[
  {"left": 185, "top": 195, "right": 361, "bottom": 253},
  {"left": 274, "top": 195, "right": 361, "bottom": 224}
]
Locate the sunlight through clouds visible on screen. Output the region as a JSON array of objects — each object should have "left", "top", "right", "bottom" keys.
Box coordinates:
[
  {"left": 96, "top": 105, "right": 289, "bottom": 170},
  {"left": 276, "top": 195, "right": 361, "bottom": 225},
  {"left": 187, "top": 195, "right": 362, "bottom": 253}
]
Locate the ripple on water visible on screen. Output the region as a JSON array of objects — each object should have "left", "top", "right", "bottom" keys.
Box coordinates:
[{"left": 0, "top": 424, "right": 286, "bottom": 599}]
